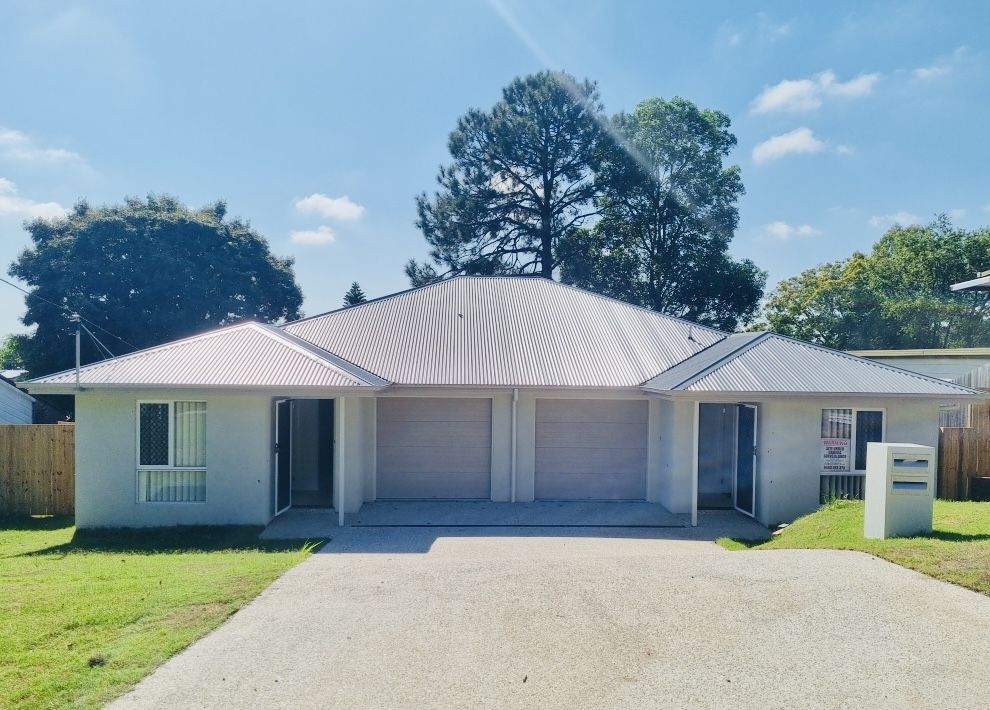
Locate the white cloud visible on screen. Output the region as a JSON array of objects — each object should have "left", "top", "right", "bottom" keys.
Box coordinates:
[
  {"left": 949, "top": 208, "right": 967, "bottom": 221},
  {"left": 290, "top": 225, "right": 336, "bottom": 245},
  {"left": 914, "top": 46, "right": 968, "bottom": 80},
  {"left": 868, "top": 211, "right": 921, "bottom": 228},
  {"left": 751, "top": 70, "right": 880, "bottom": 113},
  {"left": 835, "top": 144, "right": 856, "bottom": 156},
  {"left": 914, "top": 65, "right": 949, "bottom": 80},
  {"left": 294, "top": 193, "right": 364, "bottom": 221},
  {"left": 0, "top": 128, "right": 84, "bottom": 164},
  {"left": 752, "top": 128, "right": 825, "bottom": 165},
  {"left": 0, "top": 178, "right": 68, "bottom": 219},
  {"left": 759, "top": 221, "right": 821, "bottom": 241}
]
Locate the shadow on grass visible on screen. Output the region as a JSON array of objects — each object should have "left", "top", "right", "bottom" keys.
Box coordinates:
[
  {"left": 0, "top": 515, "right": 74, "bottom": 532},
  {"left": 2, "top": 516, "right": 324, "bottom": 556}
]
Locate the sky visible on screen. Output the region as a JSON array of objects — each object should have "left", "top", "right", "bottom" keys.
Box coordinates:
[{"left": 1, "top": 0, "right": 988, "bottom": 340}]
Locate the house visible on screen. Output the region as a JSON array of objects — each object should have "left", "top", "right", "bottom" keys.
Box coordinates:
[
  {"left": 22, "top": 276, "right": 980, "bottom": 529},
  {"left": 0, "top": 374, "right": 33, "bottom": 424},
  {"left": 848, "top": 348, "right": 990, "bottom": 426}
]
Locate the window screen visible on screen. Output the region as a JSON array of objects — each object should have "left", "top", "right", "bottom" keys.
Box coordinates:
[
  {"left": 139, "top": 403, "right": 170, "bottom": 466},
  {"left": 854, "top": 410, "right": 884, "bottom": 470}
]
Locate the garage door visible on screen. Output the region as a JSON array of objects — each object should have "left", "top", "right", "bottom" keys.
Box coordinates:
[
  {"left": 535, "top": 399, "right": 648, "bottom": 500},
  {"left": 376, "top": 397, "right": 492, "bottom": 499}
]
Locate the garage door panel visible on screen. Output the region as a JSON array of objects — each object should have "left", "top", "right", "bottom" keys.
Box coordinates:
[
  {"left": 377, "top": 445, "right": 491, "bottom": 474},
  {"left": 377, "top": 471, "right": 491, "bottom": 500},
  {"left": 535, "top": 399, "right": 648, "bottom": 424},
  {"left": 376, "top": 397, "right": 492, "bottom": 500},
  {"left": 535, "top": 422, "right": 647, "bottom": 449},
  {"left": 535, "top": 398, "right": 648, "bottom": 501},
  {"left": 535, "top": 472, "right": 647, "bottom": 501},
  {"left": 377, "top": 420, "right": 492, "bottom": 448},
  {"left": 536, "top": 446, "right": 645, "bottom": 475},
  {"left": 377, "top": 397, "right": 490, "bottom": 422}
]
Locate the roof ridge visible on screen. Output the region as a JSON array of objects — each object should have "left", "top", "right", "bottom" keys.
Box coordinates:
[
  {"left": 257, "top": 324, "right": 389, "bottom": 387},
  {"left": 757, "top": 332, "right": 981, "bottom": 395},
  {"left": 283, "top": 275, "right": 730, "bottom": 339},
  {"left": 282, "top": 277, "right": 458, "bottom": 328},
  {"left": 646, "top": 332, "right": 767, "bottom": 390},
  {"left": 24, "top": 320, "right": 261, "bottom": 384}
]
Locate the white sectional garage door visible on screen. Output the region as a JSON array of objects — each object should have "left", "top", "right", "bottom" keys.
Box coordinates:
[
  {"left": 376, "top": 397, "right": 492, "bottom": 500},
  {"left": 535, "top": 399, "right": 648, "bottom": 500}
]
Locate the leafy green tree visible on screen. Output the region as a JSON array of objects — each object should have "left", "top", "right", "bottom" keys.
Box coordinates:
[
  {"left": 9, "top": 194, "right": 303, "bottom": 376},
  {"left": 408, "top": 71, "right": 606, "bottom": 285},
  {"left": 343, "top": 281, "right": 367, "bottom": 306},
  {"left": 560, "top": 97, "right": 764, "bottom": 330},
  {"left": 762, "top": 217, "right": 990, "bottom": 348},
  {"left": 0, "top": 334, "right": 24, "bottom": 370}
]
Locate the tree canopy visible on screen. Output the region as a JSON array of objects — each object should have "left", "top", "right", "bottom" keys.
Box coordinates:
[
  {"left": 408, "top": 70, "right": 605, "bottom": 284},
  {"left": 408, "top": 74, "right": 763, "bottom": 330},
  {"left": 9, "top": 194, "right": 303, "bottom": 376},
  {"left": 761, "top": 217, "right": 990, "bottom": 348},
  {"left": 343, "top": 281, "right": 367, "bottom": 306},
  {"left": 0, "top": 335, "right": 23, "bottom": 370},
  {"left": 560, "top": 97, "right": 764, "bottom": 330}
]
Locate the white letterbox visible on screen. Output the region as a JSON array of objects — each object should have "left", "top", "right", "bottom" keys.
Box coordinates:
[{"left": 864, "top": 442, "right": 935, "bottom": 539}]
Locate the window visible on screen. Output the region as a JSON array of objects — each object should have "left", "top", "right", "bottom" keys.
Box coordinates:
[
  {"left": 137, "top": 401, "right": 206, "bottom": 502},
  {"left": 820, "top": 408, "right": 884, "bottom": 472}
]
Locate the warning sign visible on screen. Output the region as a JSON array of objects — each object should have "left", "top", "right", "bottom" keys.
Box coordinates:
[{"left": 821, "top": 438, "right": 851, "bottom": 472}]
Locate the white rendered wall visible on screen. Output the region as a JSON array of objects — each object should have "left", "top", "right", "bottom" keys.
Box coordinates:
[
  {"left": 74, "top": 389, "right": 273, "bottom": 528},
  {"left": 754, "top": 396, "right": 942, "bottom": 526}
]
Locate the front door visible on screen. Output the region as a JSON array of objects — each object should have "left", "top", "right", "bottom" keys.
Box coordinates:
[
  {"left": 274, "top": 399, "right": 292, "bottom": 514},
  {"left": 734, "top": 404, "right": 757, "bottom": 517}
]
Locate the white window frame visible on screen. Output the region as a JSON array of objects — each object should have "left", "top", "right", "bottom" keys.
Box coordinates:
[
  {"left": 136, "top": 400, "right": 207, "bottom": 504},
  {"left": 820, "top": 406, "right": 886, "bottom": 473}
]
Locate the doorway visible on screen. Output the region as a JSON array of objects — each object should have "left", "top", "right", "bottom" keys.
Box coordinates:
[
  {"left": 697, "top": 403, "right": 758, "bottom": 517},
  {"left": 274, "top": 399, "right": 335, "bottom": 514}
]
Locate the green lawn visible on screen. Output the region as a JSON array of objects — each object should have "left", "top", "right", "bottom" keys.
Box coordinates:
[
  {"left": 719, "top": 499, "right": 990, "bottom": 596},
  {"left": 0, "top": 517, "right": 319, "bottom": 709}
]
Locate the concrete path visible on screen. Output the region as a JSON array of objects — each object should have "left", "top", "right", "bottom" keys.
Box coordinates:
[
  {"left": 113, "top": 527, "right": 990, "bottom": 709},
  {"left": 260, "top": 501, "right": 731, "bottom": 539}
]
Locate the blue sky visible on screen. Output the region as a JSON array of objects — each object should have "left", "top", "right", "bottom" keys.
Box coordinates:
[{"left": 1, "top": 0, "right": 988, "bottom": 339}]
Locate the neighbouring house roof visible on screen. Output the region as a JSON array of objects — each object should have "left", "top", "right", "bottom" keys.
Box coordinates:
[
  {"left": 847, "top": 348, "right": 990, "bottom": 358},
  {"left": 21, "top": 276, "right": 982, "bottom": 397},
  {"left": 25, "top": 322, "right": 386, "bottom": 390},
  {"left": 643, "top": 332, "right": 979, "bottom": 396},
  {"left": 282, "top": 276, "right": 725, "bottom": 387}
]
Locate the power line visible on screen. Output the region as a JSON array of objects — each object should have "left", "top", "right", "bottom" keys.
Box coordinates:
[
  {"left": 79, "top": 322, "right": 114, "bottom": 359},
  {"left": 0, "top": 275, "right": 138, "bottom": 351}
]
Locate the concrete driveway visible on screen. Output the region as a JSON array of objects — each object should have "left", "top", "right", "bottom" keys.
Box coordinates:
[{"left": 113, "top": 524, "right": 990, "bottom": 709}]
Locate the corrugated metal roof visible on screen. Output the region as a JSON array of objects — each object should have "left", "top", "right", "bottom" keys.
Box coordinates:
[
  {"left": 26, "top": 322, "right": 385, "bottom": 389},
  {"left": 283, "top": 276, "right": 725, "bottom": 387},
  {"left": 23, "top": 277, "right": 981, "bottom": 396},
  {"left": 642, "top": 333, "right": 763, "bottom": 390},
  {"left": 650, "top": 332, "right": 980, "bottom": 395}
]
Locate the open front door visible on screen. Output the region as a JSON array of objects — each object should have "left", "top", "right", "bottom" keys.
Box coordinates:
[
  {"left": 734, "top": 404, "right": 757, "bottom": 517},
  {"left": 274, "top": 399, "right": 292, "bottom": 515}
]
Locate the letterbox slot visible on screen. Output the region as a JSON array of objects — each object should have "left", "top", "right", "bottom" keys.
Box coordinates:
[
  {"left": 891, "top": 480, "right": 928, "bottom": 491},
  {"left": 892, "top": 458, "right": 929, "bottom": 468}
]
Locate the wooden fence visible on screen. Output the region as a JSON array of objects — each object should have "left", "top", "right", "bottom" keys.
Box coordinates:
[
  {"left": 938, "top": 399, "right": 990, "bottom": 500},
  {"left": 0, "top": 424, "right": 75, "bottom": 516}
]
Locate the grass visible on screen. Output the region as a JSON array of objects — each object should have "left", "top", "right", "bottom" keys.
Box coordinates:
[
  {"left": 0, "top": 517, "right": 320, "bottom": 709},
  {"left": 719, "top": 499, "right": 990, "bottom": 596}
]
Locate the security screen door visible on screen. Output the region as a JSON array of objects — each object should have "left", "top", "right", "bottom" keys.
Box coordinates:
[
  {"left": 734, "top": 404, "right": 757, "bottom": 517},
  {"left": 274, "top": 399, "right": 292, "bottom": 515}
]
